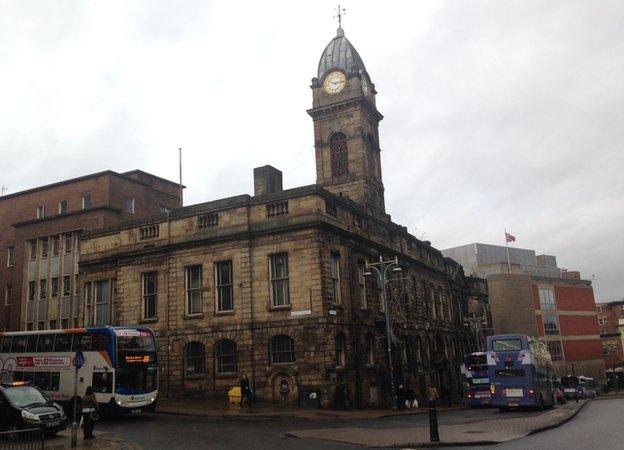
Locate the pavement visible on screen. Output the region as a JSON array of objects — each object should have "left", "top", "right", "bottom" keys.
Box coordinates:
[
  {"left": 155, "top": 397, "right": 465, "bottom": 420},
  {"left": 46, "top": 429, "right": 142, "bottom": 450},
  {"left": 286, "top": 400, "right": 588, "bottom": 447},
  {"left": 41, "top": 398, "right": 589, "bottom": 449}
]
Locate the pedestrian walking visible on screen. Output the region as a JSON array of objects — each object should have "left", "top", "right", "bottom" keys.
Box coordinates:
[
  {"left": 81, "top": 386, "right": 99, "bottom": 440},
  {"left": 406, "top": 386, "right": 418, "bottom": 409},
  {"left": 396, "top": 384, "right": 406, "bottom": 409},
  {"left": 240, "top": 374, "right": 252, "bottom": 406},
  {"left": 279, "top": 378, "right": 290, "bottom": 405}
]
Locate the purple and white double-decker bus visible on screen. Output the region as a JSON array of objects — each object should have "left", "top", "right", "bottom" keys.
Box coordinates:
[
  {"left": 488, "top": 334, "right": 556, "bottom": 410},
  {"left": 461, "top": 352, "right": 492, "bottom": 407}
]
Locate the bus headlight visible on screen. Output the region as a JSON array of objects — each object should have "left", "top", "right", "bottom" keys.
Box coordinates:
[
  {"left": 116, "top": 399, "right": 124, "bottom": 406},
  {"left": 22, "top": 410, "right": 40, "bottom": 421}
]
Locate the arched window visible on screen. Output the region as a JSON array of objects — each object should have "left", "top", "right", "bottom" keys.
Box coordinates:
[
  {"left": 366, "top": 333, "right": 375, "bottom": 366},
  {"left": 185, "top": 342, "right": 205, "bottom": 377},
  {"left": 330, "top": 132, "right": 348, "bottom": 177},
  {"left": 270, "top": 335, "right": 295, "bottom": 364},
  {"left": 335, "top": 333, "right": 347, "bottom": 367},
  {"left": 215, "top": 340, "right": 237, "bottom": 374}
]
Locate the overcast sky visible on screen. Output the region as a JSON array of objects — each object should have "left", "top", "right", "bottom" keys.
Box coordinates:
[{"left": 1, "top": 0, "right": 622, "bottom": 301}]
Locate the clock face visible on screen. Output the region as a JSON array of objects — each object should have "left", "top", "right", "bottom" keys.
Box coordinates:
[
  {"left": 362, "top": 77, "right": 370, "bottom": 95},
  {"left": 323, "top": 71, "right": 347, "bottom": 94}
]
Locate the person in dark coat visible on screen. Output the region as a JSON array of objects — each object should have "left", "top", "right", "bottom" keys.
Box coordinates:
[
  {"left": 406, "top": 386, "right": 417, "bottom": 408},
  {"left": 396, "top": 384, "right": 406, "bottom": 409},
  {"left": 81, "top": 386, "right": 99, "bottom": 439},
  {"left": 240, "top": 374, "right": 252, "bottom": 406}
]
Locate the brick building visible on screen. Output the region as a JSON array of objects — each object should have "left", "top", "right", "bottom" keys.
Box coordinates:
[
  {"left": 77, "top": 26, "right": 484, "bottom": 408},
  {"left": 596, "top": 301, "right": 624, "bottom": 387},
  {"left": 443, "top": 243, "right": 605, "bottom": 384},
  {"left": 0, "top": 170, "right": 182, "bottom": 331}
]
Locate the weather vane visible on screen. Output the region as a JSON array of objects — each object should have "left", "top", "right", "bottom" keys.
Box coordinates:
[{"left": 334, "top": 4, "right": 346, "bottom": 28}]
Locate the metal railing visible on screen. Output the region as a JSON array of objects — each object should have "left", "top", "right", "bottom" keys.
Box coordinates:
[{"left": 0, "top": 428, "right": 44, "bottom": 450}]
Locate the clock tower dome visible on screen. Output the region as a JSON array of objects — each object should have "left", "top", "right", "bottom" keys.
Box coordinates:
[{"left": 308, "top": 26, "right": 386, "bottom": 215}]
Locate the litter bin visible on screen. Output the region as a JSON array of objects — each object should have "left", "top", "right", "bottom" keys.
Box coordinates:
[{"left": 228, "top": 386, "right": 242, "bottom": 405}]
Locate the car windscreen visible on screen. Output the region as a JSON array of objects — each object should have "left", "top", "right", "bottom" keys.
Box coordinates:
[
  {"left": 561, "top": 377, "right": 579, "bottom": 387},
  {"left": 491, "top": 339, "right": 523, "bottom": 352},
  {"left": 3, "top": 386, "right": 51, "bottom": 408}
]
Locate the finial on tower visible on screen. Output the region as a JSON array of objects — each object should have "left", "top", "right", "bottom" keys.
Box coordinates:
[{"left": 334, "top": 4, "right": 346, "bottom": 34}]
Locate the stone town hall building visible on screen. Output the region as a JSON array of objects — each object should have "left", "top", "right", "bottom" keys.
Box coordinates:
[{"left": 77, "top": 27, "right": 485, "bottom": 408}]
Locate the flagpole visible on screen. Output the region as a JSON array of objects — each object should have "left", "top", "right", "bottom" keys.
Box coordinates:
[
  {"left": 504, "top": 229, "right": 511, "bottom": 274},
  {"left": 179, "top": 147, "right": 183, "bottom": 207}
]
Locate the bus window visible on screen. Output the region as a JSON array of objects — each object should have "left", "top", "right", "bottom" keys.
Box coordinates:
[
  {"left": 495, "top": 369, "right": 526, "bottom": 377},
  {"left": 26, "top": 335, "right": 38, "bottom": 352},
  {"left": 13, "top": 336, "right": 27, "bottom": 353},
  {"left": 74, "top": 334, "right": 92, "bottom": 351},
  {"left": 50, "top": 372, "right": 60, "bottom": 391},
  {"left": 23, "top": 372, "right": 35, "bottom": 384},
  {"left": 92, "top": 333, "right": 110, "bottom": 351},
  {"left": 491, "top": 339, "right": 522, "bottom": 352},
  {"left": 12, "top": 371, "right": 25, "bottom": 381},
  {"left": 38, "top": 334, "right": 54, "bottom": 352},
  {"left": 0, "top": 336, "right": 11, "bottom": 352},
  {"left": 93, "top": 372, "right": 113, "bottom": 393},
  {"left": 54, "top": 334, "right": 72, "bottom": 352},
  {"left": 34, "top": 372, "right": 51, "bottom": 391}
]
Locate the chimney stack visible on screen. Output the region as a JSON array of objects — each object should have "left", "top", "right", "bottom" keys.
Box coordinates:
[{"left": 253, "top": 165, "right": 283, "bottom": 196}]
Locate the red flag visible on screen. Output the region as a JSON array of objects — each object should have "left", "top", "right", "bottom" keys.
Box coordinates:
[{"left": 505, "top": 232, "right": 516, "bottom": 243}]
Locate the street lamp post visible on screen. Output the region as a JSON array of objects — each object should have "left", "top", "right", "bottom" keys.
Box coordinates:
[
  {"left": 464, "top": 314, "right": 488, "bottom": 352},
  {"left": 364, "top": 256, "right": 402, "bottom": 410}
]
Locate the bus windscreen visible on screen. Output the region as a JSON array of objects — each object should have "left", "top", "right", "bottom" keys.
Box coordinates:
[
  {"left": 491, "top": 339, "right": 522, "bottom": 352},
  {"left": 116, "top": 330, "right": 155, "bottom": 351}
]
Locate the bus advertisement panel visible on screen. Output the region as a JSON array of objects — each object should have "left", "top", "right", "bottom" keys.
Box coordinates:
[
  {"left": 487, "top": 334, "right": 555, "bottom": 410},
  {"left": 0, "top": 326, "right": 157, "bottom": 415},
  {"left": 461, "top": 352, "right": 492, "bottom": 406}
]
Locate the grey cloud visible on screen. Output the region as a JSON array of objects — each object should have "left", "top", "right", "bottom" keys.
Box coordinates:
[{"left": 1, "top": 0, "right": 622, "bottom": 301}]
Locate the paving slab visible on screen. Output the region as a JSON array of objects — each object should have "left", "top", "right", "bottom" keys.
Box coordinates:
[{"left": 286, "top": 400, "right": 588, "bottom": 447}]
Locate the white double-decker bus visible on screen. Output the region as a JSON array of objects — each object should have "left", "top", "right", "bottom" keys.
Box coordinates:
[{"left": 0, "top": 326, "right": 157, "bottom": 415}]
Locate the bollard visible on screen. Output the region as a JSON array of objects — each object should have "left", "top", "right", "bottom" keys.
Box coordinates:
[{"left": 428, "top": 399, "right": 440, "bottom": 442}]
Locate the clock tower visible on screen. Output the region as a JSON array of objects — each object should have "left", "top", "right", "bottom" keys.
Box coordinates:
[{"left": 308, "top": 26, "right": 386, "bottom": 215}]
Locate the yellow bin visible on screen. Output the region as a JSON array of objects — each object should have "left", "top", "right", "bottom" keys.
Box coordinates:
[{"left": 228, "top": 386, "right": 242, "bottom": 405}]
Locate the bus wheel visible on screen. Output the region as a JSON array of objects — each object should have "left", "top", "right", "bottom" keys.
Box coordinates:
[{"left": 498, "top": 406, "right": 509, "bottom": 412}]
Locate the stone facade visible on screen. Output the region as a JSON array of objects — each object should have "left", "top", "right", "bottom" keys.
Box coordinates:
[
  {"left": 76, "top": 27, "right": 485, "bottom": 409},
  {"left": 79, "top": 185, "right": 482, "bottom": 407}
]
